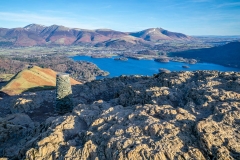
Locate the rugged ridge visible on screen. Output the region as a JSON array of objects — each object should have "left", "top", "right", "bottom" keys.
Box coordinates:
[
  {"left": 0, "top": 71, "right": 240, "bottom": 159},
  {"left": 0, "top": 24, "right": 193, "bottom": 46}
]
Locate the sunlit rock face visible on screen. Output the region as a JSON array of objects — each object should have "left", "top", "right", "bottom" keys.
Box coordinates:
[{"left": 0, "top": 71, "right": 240, "bottom": 159}]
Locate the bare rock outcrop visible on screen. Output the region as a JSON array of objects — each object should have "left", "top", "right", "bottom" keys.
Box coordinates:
[
  {"left": 0, "top": 113, "right": 35, "bottom": 158},
  {"left": 0, "top": 71, "right": 240, "bottom": 159}
]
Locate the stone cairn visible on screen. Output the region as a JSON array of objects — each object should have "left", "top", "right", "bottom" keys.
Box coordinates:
[{"left": 55, "top": 73, "right": 73, "bottom": 114}]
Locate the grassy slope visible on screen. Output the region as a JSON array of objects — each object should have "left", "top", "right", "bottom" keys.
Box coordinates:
[{"left": 1, "top": 66, "right": 81, "bottom": 95}]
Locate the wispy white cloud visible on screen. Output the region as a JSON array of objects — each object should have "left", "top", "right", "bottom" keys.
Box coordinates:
[
  {"left": 103, "top": 5, "right": 112, "bottom": 9},
  {"left": 0, "top": 11, "right": 106, "bottom": 29},
  {"left": 0, "top": 11, "right": 132, "bottom": 31},
  {"left": 190, "top": 0, "right": 212, "bottom": 2},
  {"left": 0, "top": 12, "right": 65, "bottom": 23},
  {"left": 40, "top": 10, "right": 74, "bottom": 15},
  {"left": 217, "top": 2, "right": 240, "bottom": 8}
]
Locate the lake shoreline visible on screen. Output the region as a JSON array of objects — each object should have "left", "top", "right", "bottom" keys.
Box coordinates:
[{"left": 71, "top": 55, "right": 239, "bottom": 78}]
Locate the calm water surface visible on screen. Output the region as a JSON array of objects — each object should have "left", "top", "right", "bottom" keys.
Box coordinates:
[{"left": 72, "top": 56, "right": 239, "bottom": 77}]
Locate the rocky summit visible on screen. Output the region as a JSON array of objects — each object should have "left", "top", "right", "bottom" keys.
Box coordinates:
[{"left": 0, "top": 71, "right": 240, "bottom": 159}]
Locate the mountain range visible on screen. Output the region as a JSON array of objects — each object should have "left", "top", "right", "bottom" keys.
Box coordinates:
[{"left": 0, "top": 24, "right": 193, "bottom": 47}]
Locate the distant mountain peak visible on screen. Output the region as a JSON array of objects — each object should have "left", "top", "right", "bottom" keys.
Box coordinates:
[
  {"left": 24, "top": 23, "right": 46, "bottom": 28},
  {"left": 24, "top": 24, "right": 47, "bottom": 34},
  {"left": 130, "top": 27, "right": 191, "bottom": 41},
  {"left": 95, "top": 29, "right": 113, "bottom": 31}
]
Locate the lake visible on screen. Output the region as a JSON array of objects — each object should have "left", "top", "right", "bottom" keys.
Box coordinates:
[{"left": 71, "top": 56, "right": 239, "bottom": 77}]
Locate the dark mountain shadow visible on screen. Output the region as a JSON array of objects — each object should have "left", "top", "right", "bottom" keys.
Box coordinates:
[
  {"left": 22, "top": 85, "right": 56, "bottom": 93},
  {"left": 169, "top": 42, "right": 240, "bottom": 68},
  {"left": 0, "top": 90, "right": 9, "bottom": 98},
  {"left": 0, "top": 91, "right": 11, "bottom": 117},
  {"left": 0, "top": 81, "right": 8, "bottom": 89}
]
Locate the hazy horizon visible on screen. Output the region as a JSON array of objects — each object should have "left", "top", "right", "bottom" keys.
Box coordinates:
[{"left": 0, "top": 0, "right": 240, "bottom": 35}]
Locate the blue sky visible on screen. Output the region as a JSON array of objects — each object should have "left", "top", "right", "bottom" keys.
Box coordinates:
[{"left": 0, "top": 0, "right": 239, "bottom": 35}]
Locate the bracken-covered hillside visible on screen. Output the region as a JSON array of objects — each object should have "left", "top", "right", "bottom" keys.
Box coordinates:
[{"left": 1, "top": 66, "right": 80, "bottom": 95}]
